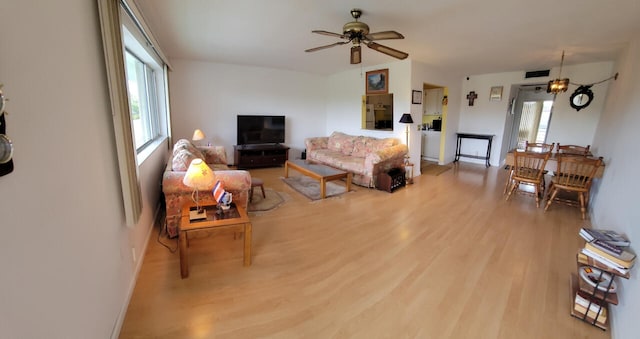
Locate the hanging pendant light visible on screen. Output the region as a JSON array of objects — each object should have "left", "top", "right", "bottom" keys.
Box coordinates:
[{"left": 547, "top": 50, "right": 570, "bottom": 94}]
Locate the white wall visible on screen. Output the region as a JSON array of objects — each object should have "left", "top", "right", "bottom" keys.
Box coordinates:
[
  {"left": 325, "top": 60, "right": 411, "bottom": 150},
  {"left": 590, "top": 39, "right": 640, "bottom": 339},
  {"left": 0, "top": 1, "right": 164, "bottom": 337},
  {"left": 168, "top": 60, "right": 327, "bottom": 160},
  {"left": 170, "top": 58, "right": 461, "bottom": 174},
  {"left": 325, "top": 59, "right": 463, "bottom": 172},
  {"left": 458, "top": 62, "right": 613, "bottom": 166}
]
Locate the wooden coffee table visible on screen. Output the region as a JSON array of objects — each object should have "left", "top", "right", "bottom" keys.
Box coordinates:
[
  {"left": 179, "top": 203, "right": 252, "bottom": 278},
  {"left": 284, "top": 159, "right": 351, "bottom": 199}
]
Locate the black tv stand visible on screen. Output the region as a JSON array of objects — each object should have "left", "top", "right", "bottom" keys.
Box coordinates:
[{"left": 234, "top": 144, "right": 289, "bottom": 169}]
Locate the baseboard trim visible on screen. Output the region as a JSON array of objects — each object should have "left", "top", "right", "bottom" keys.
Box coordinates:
[{"left": 110, "top": 202, "right": 161, "bottom": 339}]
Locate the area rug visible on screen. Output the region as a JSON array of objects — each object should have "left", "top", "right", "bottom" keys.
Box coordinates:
[
  {"left": 281, "top": 176, "right": 347, "bottom": 200},
  {"left": 248, "top": 188, "right": 285, "bottom": 212},
  {"left": 421, "top": 163, "right": 452, "bottom": 176}
]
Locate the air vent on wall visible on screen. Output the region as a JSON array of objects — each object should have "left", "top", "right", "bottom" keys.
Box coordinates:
[{"left": 525, "top": 70, "right": 550, "bottom": 78}]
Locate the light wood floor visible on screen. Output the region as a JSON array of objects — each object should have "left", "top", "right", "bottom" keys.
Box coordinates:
[{"left": 120, "top": 162, "right": 610, "bottom": 339}]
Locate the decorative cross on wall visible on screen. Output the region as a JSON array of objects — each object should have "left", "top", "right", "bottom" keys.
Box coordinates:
[{"left": 466, "top": 91, "right": 478, "bottom": 106}]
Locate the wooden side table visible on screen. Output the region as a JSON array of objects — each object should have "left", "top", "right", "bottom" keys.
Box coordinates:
[{"left": 179, "top": 203, "right": 252, "bottom": 278}]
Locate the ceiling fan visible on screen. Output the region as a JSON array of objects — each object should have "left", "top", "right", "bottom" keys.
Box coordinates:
[{"left": 305, "top": 9, "right": 408, "bottom": 64}]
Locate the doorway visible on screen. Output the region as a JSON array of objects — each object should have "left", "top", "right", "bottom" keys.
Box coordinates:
[
  {"left": 420, "top": 83, "right": 447, "bottom": 165},
  {"left": 502, "top": 85, "right": 555, "bottom": 157}
]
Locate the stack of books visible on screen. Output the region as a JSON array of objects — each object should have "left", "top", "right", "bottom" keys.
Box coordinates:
[
  {"left": 572, "top": 227, "right": 635, "bottom": 330},
  {"left": 574, "top": 288, "right": 608, "bottom": 326},
  {"left": 579, "top": 228, "right": 635, "bottom": 276},
  {"left": 579, "top": 228, "right": 631, "bottom": 246}
]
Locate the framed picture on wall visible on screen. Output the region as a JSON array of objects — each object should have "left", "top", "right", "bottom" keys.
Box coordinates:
[
  {"left": 412, "top": 90, "right": 422, "bottom": 104},
  {"left": 490, "top": 86, "right": 503, "bottom": 101},
  {"left": 365, "top": 69, "right": 389, "bottom": 95}
]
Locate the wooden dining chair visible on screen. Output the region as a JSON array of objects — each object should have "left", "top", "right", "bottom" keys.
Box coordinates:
[
  {"left": 557, "top": 144, "right": 591, "bottom": 156},
  {"left": 525, "top": 141, "right": 555, "bottom": 153},
  {"left": 505, "top": 150, "right": 551, "bottom": 207},
  {"left": 544, "top": 156, "right": 603, "bottom": 219},
  {"left": 503, "top": 142, "right": 554, "bottom": 195}
]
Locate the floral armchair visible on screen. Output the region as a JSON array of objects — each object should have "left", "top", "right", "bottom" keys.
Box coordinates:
[{"left": 162, "top": 139, "right": 251, "bottom": 238}]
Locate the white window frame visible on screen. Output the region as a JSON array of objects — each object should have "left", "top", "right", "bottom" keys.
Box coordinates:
[
  {"left": 97, "top": 0, "right": 172, "bottom": 226},
  {"left": 120, "top": 5, "right": 169, "bottom": 162}
]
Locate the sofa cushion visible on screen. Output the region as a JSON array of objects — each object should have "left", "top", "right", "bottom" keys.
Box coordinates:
[
  {"left": 311, "top": 149, "right": 367, "bottom": 175},
  {"left": 327, "top": 131, "right": 356, "bottom": 155},
  {"left": 172, "top": 149, "right": 200, "bottom": 171},
  {"left": 173, "top": 139, "right": 204, "bottom": 160},
  {"left": 351, "top": 136, "right": 369, "bottom": 158},
  {"left": 367, "top": 137, "right": 397, "bottom": 152}
]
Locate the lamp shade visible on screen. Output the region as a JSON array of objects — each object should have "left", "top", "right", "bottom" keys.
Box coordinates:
[
  {"left": 183, "top": 159, "right": 215, "bottom": 190},
  {"left": 192, "top": 129, "right": 206, "bottom": 141},
  {"left": 399, "top": 113, "right": 414, "bottom": 124}
]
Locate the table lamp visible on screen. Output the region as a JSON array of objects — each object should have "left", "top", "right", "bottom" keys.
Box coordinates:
[
  {"left": 192, "top": 129, "right": 208, "bottom": 146},
  {"left": 183, "top": 158, "right": 215, "bottom": 220},
  {"left": 192, "top": 129, "right": 205, "bottom": 141}
]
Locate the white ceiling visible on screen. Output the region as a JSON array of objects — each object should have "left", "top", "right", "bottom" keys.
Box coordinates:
[{"left": 135, "top": 0, "right": 640, "bottom": 76}]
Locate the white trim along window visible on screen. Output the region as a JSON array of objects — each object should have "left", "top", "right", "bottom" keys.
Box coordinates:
[{"left": 98, "top": 0, "right": 172, "bottom": 225}]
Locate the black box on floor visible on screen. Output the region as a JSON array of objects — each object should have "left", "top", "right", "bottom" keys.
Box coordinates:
[{"left": 377, "top": 168, "right": 405, "bottom": 193}]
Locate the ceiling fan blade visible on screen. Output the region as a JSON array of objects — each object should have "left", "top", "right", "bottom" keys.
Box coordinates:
[
  {"left": 367, "top": 42, "right": 409, "bottom": 60},
  {"left": 311, "top": 30, "right": 346, "bottom": 39},
  {"left": 350, "top": 46, "right": 362, "bottom": 64},
  {"left": 365, "top": 31, "right": 404, "bottom": 41},
  {"left": 305, "top": 41, "right": 349, "bottom": 53}
]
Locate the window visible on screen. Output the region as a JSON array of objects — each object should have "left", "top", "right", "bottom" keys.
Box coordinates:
[
  {"left": 517, "top": 100, "right": 553, "bottom": 148},
  {"left": 124, "top": 50, "right": 159, "bottom": 150},
  {"left": 97, "top": 0, "right": 172, "bottom": 225},
  {"left": 121, "top": 7, "right": 168, "bottom": 156}
]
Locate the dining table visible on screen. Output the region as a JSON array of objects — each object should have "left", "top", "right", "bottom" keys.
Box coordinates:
[{"left": 504, "top": 149, "right": 605, "bottom": 178}]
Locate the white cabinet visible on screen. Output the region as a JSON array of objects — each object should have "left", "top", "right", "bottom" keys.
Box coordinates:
[
  {"left": 421, "top": 133, "right": 427, "bottom": 157},
  {"left": 423, "top": 88, "right": 443, "bottom": 115},
  {"left": 421, "top": 131, "right": 440, "bottom": 160}
]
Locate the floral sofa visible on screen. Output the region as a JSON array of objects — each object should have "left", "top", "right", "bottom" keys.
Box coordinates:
[
  {"left": 305, "top": 131, "right": 408, "bottom": 188},
  {"left": 162, "top": 139, "right": 251, "bottom": 238}
]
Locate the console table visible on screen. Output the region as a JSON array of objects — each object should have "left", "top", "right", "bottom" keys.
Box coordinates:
[
  {"left": 454, "top": 133, "right": 494, "bottom": 167},
  {"left": 234, "top": 144, "right": 289, "bottom": 169}
]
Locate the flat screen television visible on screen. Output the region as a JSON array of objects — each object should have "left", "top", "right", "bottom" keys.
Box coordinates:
[{"left": 237, "top": 115, "right": 285, "bottom": 145}]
